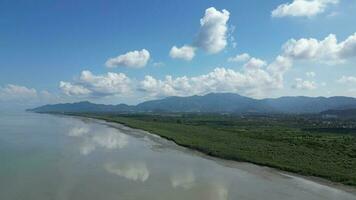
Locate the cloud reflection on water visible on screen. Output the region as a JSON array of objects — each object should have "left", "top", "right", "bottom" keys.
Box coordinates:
[
  {"left": 67, "top": 121, "right": 128, "bottom": 155},
  {"left": 68, "top": 126, "right": 90, "bottom": 137},
  {"left": 170, "top": 170, "right": 228, "bottom": 200},
  {"left": 203, "top": 184, "right": 228, "bottom": 200},
  {"left": 170, "top": 170, "right": 196, "bottom": 189},
  {"left": 67, "top": 120, "right": 228, "bottom": 199},
  {"left": 104, "top": 162, "right": 150, "bottom": 182}
]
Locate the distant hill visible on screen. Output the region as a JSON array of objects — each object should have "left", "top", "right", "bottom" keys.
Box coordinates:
[
  {"left": 135, "top": 93, "right": 273, "bottom": 113},
  {"left": 28, "top": 101, "right": 134, "bottom": 113},
  {"left": 28, "top": 93, "right": 356, "bottom": 114},
  {"left": 262, "top": 96, "right": 356, "bottom": 113}
]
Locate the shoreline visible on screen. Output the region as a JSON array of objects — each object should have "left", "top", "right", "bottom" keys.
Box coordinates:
[{"left": 72, "top": 114, "right": 356, "bottom": 194}]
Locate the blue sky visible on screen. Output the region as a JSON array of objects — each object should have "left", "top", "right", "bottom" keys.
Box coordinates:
[{"left": 1, "top": 0, "right": 356, "bottom": 107}]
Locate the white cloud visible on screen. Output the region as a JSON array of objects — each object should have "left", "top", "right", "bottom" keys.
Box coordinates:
[
  {"left": 228, "top": 53, "right": 250, "bottom": 62},
  {"left": 196, "top": 7, "right": 230, "bottom": 54},
  {"left": 267, "top": 56, "right": 293, "bottom": 88},
  {"left": 62, "top": 56, "right": 292, "bottom": 100},
  {"left": 339, "top": 33, "right": 356, "bottom": 58},
  {"left": 282, "top": 33, "right": 356, "bottom": 64},
  {"left": 168, "top": 7, "right": 230, "bottom": 60},
  {"left": 105, "top": 49, "right": 150, "bottom": 68},
  {"left": 306, "top": 71, "right": 316, "bottom": 78},
  {"left": 140, "top": 56, "right": 291, "bottom": 98},
  {"left": 0, "top": 84, "right": 38, "bottom": 101},
  {"left": 59, "top": 81, "right": 92, "bottom": 96},
  {"left": 61, "top": 55, "right": 293, "bottom": 100},
  {"left": 60, "top": 71, "right": 132, "bottom": 97},
  {"left": 243, "top": 57, "right": 267, "bottom": 70},
  {"left": 337, "top": 75, "right": 356, "bottom": 84},
  {"left": 271, "top": 0, "right": 339, "bottom": 18},
  {"left": 293, "top": 78, "right": 317, "bottom": 90},
  {"left": 0, "top": 84, "right": 61, "bottom": 108},
  {"left": 79, "top": 70, "right": 131, "bottom": 95},
  {"left": 169, "top": 45, "right": 196, "bottom": 61}
]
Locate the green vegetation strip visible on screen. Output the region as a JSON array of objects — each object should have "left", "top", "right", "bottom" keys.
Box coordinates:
[{"left": 77, "top": 113, "right": 356, "bottom": 186}]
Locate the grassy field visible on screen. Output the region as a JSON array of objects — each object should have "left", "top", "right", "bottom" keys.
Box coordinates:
[{"left": 75, "top": 113, "right": 356, "bottom": 186}]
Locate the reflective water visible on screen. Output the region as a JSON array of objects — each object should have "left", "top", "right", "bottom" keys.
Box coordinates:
[{"left": 0, "top": 112, "right": 355, "bottom": 200}]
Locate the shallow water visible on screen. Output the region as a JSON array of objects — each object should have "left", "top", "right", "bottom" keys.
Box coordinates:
[{"left": 0, "top": 111, "right": 355, "bottom": 200}]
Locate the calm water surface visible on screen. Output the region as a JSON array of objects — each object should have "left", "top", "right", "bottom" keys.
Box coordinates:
[{"left": 0, "top": 111, "right": 355, "bottom": 200}]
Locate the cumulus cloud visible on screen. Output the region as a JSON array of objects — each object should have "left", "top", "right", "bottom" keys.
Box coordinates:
[
  {"left": 59, "top": 81, "right": 92, "bottom": 96},
  {"left": 282, "top": 33, "right": 356, "bottom": 64},
  {"left": 272, "top": 0, "right": 339, "bottom": 18},
  {"left": 293, "top": 78, "right": 317, "bottom": 90},
  {"left": 0, "top": 84, "right": 38, "bottom": 101},
  {"left": 168, "top": 7, "right": 230, "bottom": 60},
  {"left": 105, "top": 49, "right": 150, "bottom": 68},
  {"left": 228, "top": 53, "right": 250, "bottom": 62},
  {"left": 243, "top": 57, "right": 267, "bottom": 70},
  {"left": 79, "top": 70, "right": 131, "bottom": 95},
  {"left": 339, "top": 33, "right": 356, "bottom": 58},
  {"left": 0, "top": 84, "right": 60, "bottom": 108},
  {"left": 196, "top": 7, "right": 230, "bottom": 54},
  {"left": 61, "top": 48, "right": 298, "bottom": 100},
  {"left": 337, "top": 75, "right": 356, "bottom": 84},
  {"left": 266, "top": 56, "right": 293, "bottom": 88},
  {"left": 140, "top": 56, "right": 291, "bottom": 98},
  {"left": 60, "top": 70, "right": 131, "bottom": 98},
  {"left": 169, "top": 45, "right": 196, "bottom": 61},
  {"left": 61, "top": 56, "right": 292, "bottom": 99}
]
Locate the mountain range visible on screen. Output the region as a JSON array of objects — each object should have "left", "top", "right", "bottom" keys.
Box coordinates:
[{"left": 28, "top": 93, "right": 356, "bottom": 114}]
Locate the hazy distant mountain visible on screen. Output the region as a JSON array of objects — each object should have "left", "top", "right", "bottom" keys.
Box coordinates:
[
  {"left": 136, "top": 93, "right": 273, "bottom": 113},
  {"left": 28, "top": 101, "right": 134, "bottom": 113},
  {"left": 262, "top": 96, "right": 356, "bottom": 113},
  {"left": 28, "top": 93, "right": 356, "bottom": 114}
]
